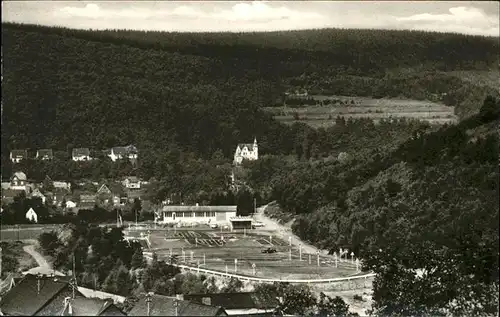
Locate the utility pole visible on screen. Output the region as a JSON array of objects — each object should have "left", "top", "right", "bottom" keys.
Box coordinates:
[
  {"left": 299, "top": 244, "right": 302, "bottom": 261},
  {"left": 253, "top": 198, "right": 256, "bottom": 214},
  {"left": 234, "top": 258, "right": 238, "bottom": 273},
  {"left": 203, "top": 253, "right": 206, "bottom": 266}
]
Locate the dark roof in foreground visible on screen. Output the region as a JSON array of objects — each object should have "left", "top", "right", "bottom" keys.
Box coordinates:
[
  {"left": 184, "top": 292, "right": 279, "bottom": 310},
  {"left": 0, "top": 274, "right": 72, "bottom": 316},
  {"left": 161, "top": 205, "right": 237, "bottom": 212},
  {"left": 128, "top": 294, "right": 226, "bottom": 316}
]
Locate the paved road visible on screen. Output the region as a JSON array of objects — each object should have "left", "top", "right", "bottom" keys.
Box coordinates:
[{"left": 23, "top": 244, "right": 52, "bottom": 269}]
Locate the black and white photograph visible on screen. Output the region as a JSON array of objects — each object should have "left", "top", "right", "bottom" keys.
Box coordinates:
[{"left": 0, "top": 1, "right": 499, "bottom": 316}]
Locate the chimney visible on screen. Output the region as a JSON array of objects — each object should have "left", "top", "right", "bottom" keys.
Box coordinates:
[{"left": 202, "top": 297, "right": 211, "bottom": 306}]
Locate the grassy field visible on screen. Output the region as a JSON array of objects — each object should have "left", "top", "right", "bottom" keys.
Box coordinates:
[
  {"left": 0, "top": 226, "right": 58, "bottom": 241},
  {"left": 129, "top": 227, "right": 360, "bottom": 280},
  {"left": 265, "top": 96, "right": 457, "bottom": 128}
]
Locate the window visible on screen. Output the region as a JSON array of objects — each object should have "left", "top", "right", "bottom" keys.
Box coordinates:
[
  {"left": 207, "top": 211, "right": 216, "bottom": 217},
  {"left": 184, "top": 212, "right": 192, "bottom": 218},
  {"left": 166, "top": 212, "right": 172, "bottom": 218},
  {"left": 195, "top": 212, "right": 204, "bottom": 217},
  {"left": 177, "top": 212, "right": 184, "bottom": 218}
]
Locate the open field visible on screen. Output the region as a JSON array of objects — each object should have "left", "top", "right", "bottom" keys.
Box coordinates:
[
  {"left": 265, "top": 96, "right": 457, "bottom": 128},
  {"left": 131, "top": 227, "right": 361, "bottom": 281}
]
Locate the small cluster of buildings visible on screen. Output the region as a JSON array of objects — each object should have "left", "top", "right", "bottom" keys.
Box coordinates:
[
  {"left": 1, "top": 171, "right": 145, "bottom": 213},
  {"left": 8, "top": 145, "right": 138, "bottom": 163},
  {"left": 0, "top": 273, "right": 279, "bottom": 316}
]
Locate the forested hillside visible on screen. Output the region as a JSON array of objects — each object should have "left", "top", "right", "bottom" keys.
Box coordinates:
[
  {"left": 252, "top": 97, "right": 499, "bottom": 315},
  {"left": 2, "top": 23, "right": 499, "bottom": 162}
]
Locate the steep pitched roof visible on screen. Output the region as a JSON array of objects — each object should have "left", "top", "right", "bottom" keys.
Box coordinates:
[
  {"left": 60, "top": 297, "right": 125, "bottom": 316},
  {"left": 36, "top": 149, "right": 54, "bottom": 159},
  {"left": 184, "top": 292, "right": 279, "bottom": 310},
  {"left": 10, "top": 150, "right": 28, "bottom": 158},
  {"left": 72, "top": 148, "right": 90, "bottom": 157},
  {"left": 11, "top": 171, "right": 27, "bottom": 181},
  {"left": 0, "top": 274, "right": 73, "bottom": 316},
  {"left": 128, "top": 294, "right": 225, "bottom": 316},
  {"left": 237, "top": 143, "right": 255, "bottom": 151}
]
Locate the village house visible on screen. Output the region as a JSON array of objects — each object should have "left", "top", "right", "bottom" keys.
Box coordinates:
[
  {"left": 9, "top": 149, "right": 28, "bottom": 163},
  {"left": 30, "top": 188, "right": 46, "bottom": 204},
  {"left": 0, "top": 274, "right": 125, "bottom": 316},
  {"left": 96, "top": 183, "right": 126, "bottom": 207},
  {"left": 36, "top": 149, "right": 54, "bottom": 160},
  {"left": 25, "top": 207, "right": 38, "bottom": 223},
  {"left": 128, "top": 293, "right": 227, "bottom": 316},
  {"left": 72, "top": 148, "right": 91, "bottom": 161},
  {"left": 10, "top": 171, "right": 28, "bottom": 191},
  {"left": 122, "top": 176, "right": 141, "bottom": 189},
  {"left": 108, "top": 145, "right": 138, "bottom": 162},
  {"left": 233, "top": 138, "right": 258, "bottom": 165}
]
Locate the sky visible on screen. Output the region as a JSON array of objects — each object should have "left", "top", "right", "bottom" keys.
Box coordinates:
[{"left": 2, "top": 1, "right": 499, "bottom": 36}]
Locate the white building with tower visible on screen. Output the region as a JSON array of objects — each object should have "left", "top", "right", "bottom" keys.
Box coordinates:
[{"left": 233, "top": 138, "right": 258, "bottom": 165}]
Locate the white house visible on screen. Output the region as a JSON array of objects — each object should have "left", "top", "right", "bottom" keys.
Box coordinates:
[
  {"left": 10, "top": 172, "right": 28, "bottom": 191},
  {"left": 53, "top": 181, "right": 71, "bottom": 191},
  {"left": 109, "top": 145, "right": 138, "bottom": 162},
  {"left": 122, "top": 176, "right": 141, "bottom": 189},
  {"left": 157, "top": 205, "right": 237, "bottom": 226},
  {"left": 72, "top": 148, "right": 91, "bottom": 161},
  {"left": 25, "top": 208, "right": 38, "bottom": 223},
  {"left": 10, "top": 150, "right": 28, "bottom": 163},
  {"left": 233, "top": 138, "right": 258, "bottom": 165}
]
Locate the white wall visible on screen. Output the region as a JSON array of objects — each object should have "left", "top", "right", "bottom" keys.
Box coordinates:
[{"left": 160, "top": 211, "right": 237, "bottom": 225}]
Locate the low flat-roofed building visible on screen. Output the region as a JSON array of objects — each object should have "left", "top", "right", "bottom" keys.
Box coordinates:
[
  {"left": 158, "top": 205, "right": 237, "bottom": 226},
  {"left": 229, "top": 216, "right": 253, "bottom": 230}
]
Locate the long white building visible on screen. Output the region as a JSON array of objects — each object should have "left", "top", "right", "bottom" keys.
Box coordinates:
[{"left": 157, "top": 205, "right": 237, "bottom": 226}]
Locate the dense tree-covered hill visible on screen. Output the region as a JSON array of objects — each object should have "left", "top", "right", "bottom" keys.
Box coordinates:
[
  {"left": 249, "top": 96, "right": 499, "bottom": 315},
  {"left": 2, "top": 23, "right": 499, "bottom": 161}
]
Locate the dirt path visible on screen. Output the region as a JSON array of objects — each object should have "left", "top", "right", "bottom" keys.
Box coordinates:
[
  {"left": 23, "top": 244, "right": 51, "bottom": 269},
  {"left": 254, "top": 203, "right": 328, "bottom": 256}
]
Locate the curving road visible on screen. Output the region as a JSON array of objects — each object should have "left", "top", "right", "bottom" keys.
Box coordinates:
[
  {"left": 23, "top": 244, "right": 52, "bottom": 269},
  {"left": 254, "top": 203, "right": 327, "bottom": 256}
]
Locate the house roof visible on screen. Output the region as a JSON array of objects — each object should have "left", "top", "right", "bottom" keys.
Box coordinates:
[
  {"left": 37, "top": 149, "right": 54, "bottom": 158},
  {"left": 237, "top": 143, "right": 255, "bottom": 151},
  {"left": 161, "top": 206, "right": 237, "bottom": 212},
  {"left": 128, "top": 294, "right": 225, "bottom": 316},
  {"left": 112, "top": 145, "right": 138, "bottom": 156},
  {"left": 77, "top": 287, "right": 126, "bottom": 304},
  {"left": 184, "top": 292, "right": 279, "bottom": 310},
  {"left": 72, "top": 148, "right": 90, "bottom": 157},
  {"left": 97, "top": 183, "right": 125, "bottom": 196},
  {"left": 11, "top": 171, "right": 27, "bottom": 181},
  {"left": 125, "top": 176, "right": 140, "bottom": 182},
  {"left": 60, "top": 297, "right": 124, "bottom": 316},
  {"left": 0, "top": 274, "right": 74, "bottom": 316},
  {"left": 10, "top": 150, "right": 27, "bottom": 158}
]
